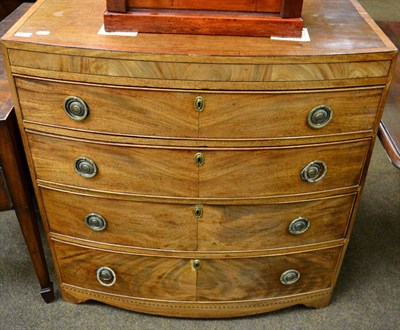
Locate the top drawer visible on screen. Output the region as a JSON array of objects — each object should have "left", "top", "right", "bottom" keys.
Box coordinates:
[{"left": 16, "top": 77, "right": 383, "bottom": 141}]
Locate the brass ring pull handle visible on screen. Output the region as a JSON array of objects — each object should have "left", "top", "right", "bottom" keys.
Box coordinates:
[
  {"left": 288, "top": 217, "right": 310, "bottom": 235},
  {"left": 194, "top": 152, "right": 205, "bottom": 166},
  {"left": 280, "top": 269, "right": 301, "bottom": 285},
  {"left": 96, "top": 267, "right": 116, "bottom": 287},
  {"left": 63, "top": 96, "right": 89, "bottom": 121},
  {"left": 194, "top": 96, "right": 205, "bottom": 112},
  {"left": 307, "top": 105, "right": 333, "bottom": 129},
  {"left": 85, "top": 213, "right": 107, "bottom": 231},
  {"left": 74, "top": 157, "right": 97, "bottom": 178},
  {"left": 301, "top": 161, "right": 327, "bottom": 183}
]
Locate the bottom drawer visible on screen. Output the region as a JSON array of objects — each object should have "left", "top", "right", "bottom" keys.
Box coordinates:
[
  {"left": 198, "top": 247, "right": 342, "bottom": 301},
  {"left": 54, "top": 240, "right": 342, "bottom": 302}
]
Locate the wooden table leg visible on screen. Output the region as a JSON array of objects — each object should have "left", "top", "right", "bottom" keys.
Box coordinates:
[{"left": 0, "top": 111, "right": 54, "bottom": 303}]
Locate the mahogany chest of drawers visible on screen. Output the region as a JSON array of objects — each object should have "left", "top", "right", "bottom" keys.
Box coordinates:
[{"left": 1, "top": 0, "right": 397, "bottom": 318}]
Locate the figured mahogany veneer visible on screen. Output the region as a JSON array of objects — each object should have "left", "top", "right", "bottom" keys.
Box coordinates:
[{"left": 16, "top": 77, "right": 383, "bottom": 141}]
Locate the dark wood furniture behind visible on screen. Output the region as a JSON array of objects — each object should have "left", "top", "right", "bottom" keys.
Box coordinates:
[
  {"left": 0, "top": 3, "right": 53, "bottom": 303},
  {"left": 377, "top": 21, "right": 400, "bottom": 169},
  {"left": 0, "top": 0, "right": 35, "bottom": 21}
]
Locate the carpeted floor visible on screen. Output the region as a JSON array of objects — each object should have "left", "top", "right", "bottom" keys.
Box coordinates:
[{"left": 0, "top": 1, "right": 399, "bottom": 329}]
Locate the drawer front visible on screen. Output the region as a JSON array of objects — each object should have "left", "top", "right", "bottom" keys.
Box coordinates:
[
  {"left": 42, "top": 188, "right": 354, "bottom": 252},
  {"left": 9, "top": 50, "right": 391, "bottom": 90},
  {"left": 29, "top": 133, "right": 369, "bottom": 198},
  {"left": 54, "top": 240, "right": 340, "bottom": 302},
  {"left": 198, "top": 194, "right": 355, "bottom": 251},
  {"left": 16, "top": 77, "right": 198, "bottom": 139},
  {"left": 197, "top": 246, "right": 342, "bottom": 301},
  {"left": 28, "top": 133, "right": 197, "bottom": 197},
  {"left": 199, "top": 88, "right": 383, "bottom": 139},
  {"left": 42, "top": 188, "right": 197, "bottom": 250},
  {"left": 18, "top": 76, "right": 382, "bottom": 140},
  {"left": 54, "top": 240, "right": 196, "bottom": 300},
  {"left": 199, "top": 140, "right": 370, "bottom": 198}
]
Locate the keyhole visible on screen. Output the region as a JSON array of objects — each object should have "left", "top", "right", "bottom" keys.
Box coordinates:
[
  {"left": 193, "top": 205, "right": 203, "bottom": 218},
  {"left": 192, "top": 259, "right": 201, "bottom": 270},
  {"left": 194, "top": 152, "right": 205, "bottom": 166},
  {"left": 194, "top": 96, "right": 205, "bottom": 112}
]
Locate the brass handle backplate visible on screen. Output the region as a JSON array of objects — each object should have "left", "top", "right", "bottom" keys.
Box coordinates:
[
  {"left": 85, "top": 213, "right": 107, "bottom": 231},
  {"left": 288, "top": 217, "right": 310, "bottom": 235},
  {"left": 74, "top": 157, "right": 97, "bottom": 178},
  {"left": 308, "top": 105, "right": 333, "bottom": 129},
  {"left": 301, "top": 161, "right": 327, "bottom": 183},
  {"left": 280, "top": 269, "right": 300, "bottom": 285},
  {"left": 63, "top": 96, "right": 89, "bottom": 121},
  {"left": 96, "top": 267, "right": 116, "bottom": 287}
]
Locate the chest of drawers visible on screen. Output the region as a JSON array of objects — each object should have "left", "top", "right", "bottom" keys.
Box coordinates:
[{"left": 1, "top": 0, "right": 397, "bottom": 318}]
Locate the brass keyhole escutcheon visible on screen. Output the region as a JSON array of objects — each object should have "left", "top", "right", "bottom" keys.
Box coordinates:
[
  {"left": 194, "top": 96, "right": 205, "bottom": 112},
  {"left": 193, "top": 204, "right": 203, "bottom": 218},
  {"left": 191, "top": 259, "right": 201, "bottom": 270},
  {"left": 194, "top": 152, "right": 205, "bottom": 166}
]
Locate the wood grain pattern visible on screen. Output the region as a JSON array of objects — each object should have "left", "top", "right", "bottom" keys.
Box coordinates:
[
  {"left": 199, "top": 140, "right": 370, "bottom": 198},
  {"left": 199, "top": 87, "right": 383, "bottom": 139},
  {"left": 281, "top": 0, "right": 303, "bottom": 18},
  {"left": 16, "top": 77, "right": 383, "bottom": 140},
  {"left": 104, "top": 10, "right": 303, "bottom": 38},
  {"left": 27, "top": 132, "right": 198, "bottom": 197},
  {"left": 198, "top": 194, "right": 355, "bottom": 251},
  {"left": 197, "top": 246, "right": 341, "bottom": 300},
  {"left": 22, "top": 120, "right": 376, "bottom": 148},
  {"left": 54, "top": 240, "right": 197, "bottom": 300},
  {"left": 41, "top": 188, "right": 197, "bottom": 250},
  {"left": 1, "top": 0, "right": 396, "bottom": 318},
  {"left": 41, "top": 186, "right": 354, "bottom": 252},
  {"left": 8, "top": 50, "right": 391, "bottom": 88},
  {"left": 1, "top": 0, "right": 394, "bottom": 58},
  {"left": 105, "top": 1, "right": 302, "bottom": 37},
  {"left": 54, "top": 239, "right": 340, "bottom": 303},
  {"left": 107, "top": 0, "right": 126, "bottom": 12},
  {"left": 126, "top": 0, "right": 282, "bottom": 12},
  {"left": 28, "top": 132, "right": 370, "bottom": 199},
  {"left": 16, "top": 77, "right": 198, "bottom": 139}
]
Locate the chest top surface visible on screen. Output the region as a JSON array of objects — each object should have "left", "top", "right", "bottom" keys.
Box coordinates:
[{"left": 1, "top": 0, "right": 396, "bottom": 60}]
